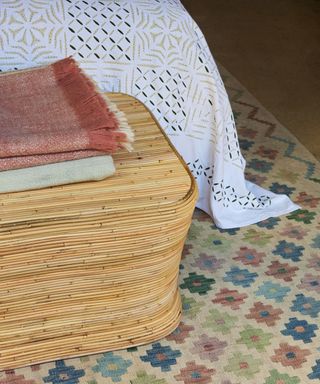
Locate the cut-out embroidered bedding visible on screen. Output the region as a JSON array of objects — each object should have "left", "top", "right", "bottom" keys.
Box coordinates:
[{"left": 0, "top": 0, "right": 298, "bottom": 227}]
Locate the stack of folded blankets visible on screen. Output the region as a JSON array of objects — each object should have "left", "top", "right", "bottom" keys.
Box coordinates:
[{"left": 0, "top": 57, "right": 134, "bottom": 193}]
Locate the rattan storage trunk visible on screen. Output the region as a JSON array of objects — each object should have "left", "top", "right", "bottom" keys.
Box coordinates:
[{"left": 0, "top": 93, "right": 197, "bottom": 370}]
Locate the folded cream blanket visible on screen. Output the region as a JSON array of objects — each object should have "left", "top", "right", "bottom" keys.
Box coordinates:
[{"left": 0, "top": 156, "right": 115, "bottom": 193}]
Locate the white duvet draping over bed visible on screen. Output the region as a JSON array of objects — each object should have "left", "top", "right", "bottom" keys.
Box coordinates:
[{"left": 0, "top": 0, "right": 298, "bottom": 228}]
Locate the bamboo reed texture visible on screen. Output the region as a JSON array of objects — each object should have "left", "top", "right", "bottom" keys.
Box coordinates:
[{"left": 0, "top": 93, "right": 198, "bottom": 370}]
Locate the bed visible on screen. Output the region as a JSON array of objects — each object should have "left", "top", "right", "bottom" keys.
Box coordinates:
[{"left": 0, "top": 0, "right": 298, "bottom": 228}]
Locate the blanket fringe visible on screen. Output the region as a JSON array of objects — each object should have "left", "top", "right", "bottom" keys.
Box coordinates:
[
  {"left": 53, "top": 57, "right": 134, "bottom": 152},
  {"left": 102, "top": 94, "right": 134, "bottom": 152}
]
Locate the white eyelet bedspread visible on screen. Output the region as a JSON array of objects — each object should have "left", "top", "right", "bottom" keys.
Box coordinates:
[{"left": 0, "top": 0, "right": 299, "bottom": 228}]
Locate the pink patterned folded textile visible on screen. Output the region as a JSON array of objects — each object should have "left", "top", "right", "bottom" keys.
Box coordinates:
[{"left": 0, "top": 57, "right": 133, "bottom": 171}]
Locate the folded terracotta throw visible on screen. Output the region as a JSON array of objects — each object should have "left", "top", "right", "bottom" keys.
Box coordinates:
[{"left": 0, "top": 57, "right": 133, "bottom": 170}]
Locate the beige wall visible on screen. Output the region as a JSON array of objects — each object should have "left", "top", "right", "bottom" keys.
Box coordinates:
[{"left": 182, "top": 0, "right": 320, "bottom": 159}]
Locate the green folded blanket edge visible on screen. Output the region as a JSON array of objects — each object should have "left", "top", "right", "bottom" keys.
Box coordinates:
[{"left": 0, "top": 156, "right": 115, "bottom": 193}]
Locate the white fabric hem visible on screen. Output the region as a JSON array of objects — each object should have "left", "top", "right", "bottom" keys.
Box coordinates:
[{"left": 196, "top": 200, "right": 300, "bottom": 229}]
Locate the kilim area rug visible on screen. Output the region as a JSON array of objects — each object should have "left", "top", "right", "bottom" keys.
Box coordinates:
[{"left": 1, "top": 66, "right": 319, "bottom": 384}]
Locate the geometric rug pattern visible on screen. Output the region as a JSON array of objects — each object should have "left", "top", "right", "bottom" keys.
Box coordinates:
[{"left": 0, "top": 66, "right": 319, "bottom": 383}]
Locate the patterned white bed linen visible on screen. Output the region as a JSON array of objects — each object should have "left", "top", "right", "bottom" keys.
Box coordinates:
[{"left": 0, "top": 0, "right": 298, "bottom": 228}]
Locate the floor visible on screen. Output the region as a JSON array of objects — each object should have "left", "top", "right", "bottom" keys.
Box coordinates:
[{"left": 182, "top": 0, "right": 320, "bottom": 160}]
